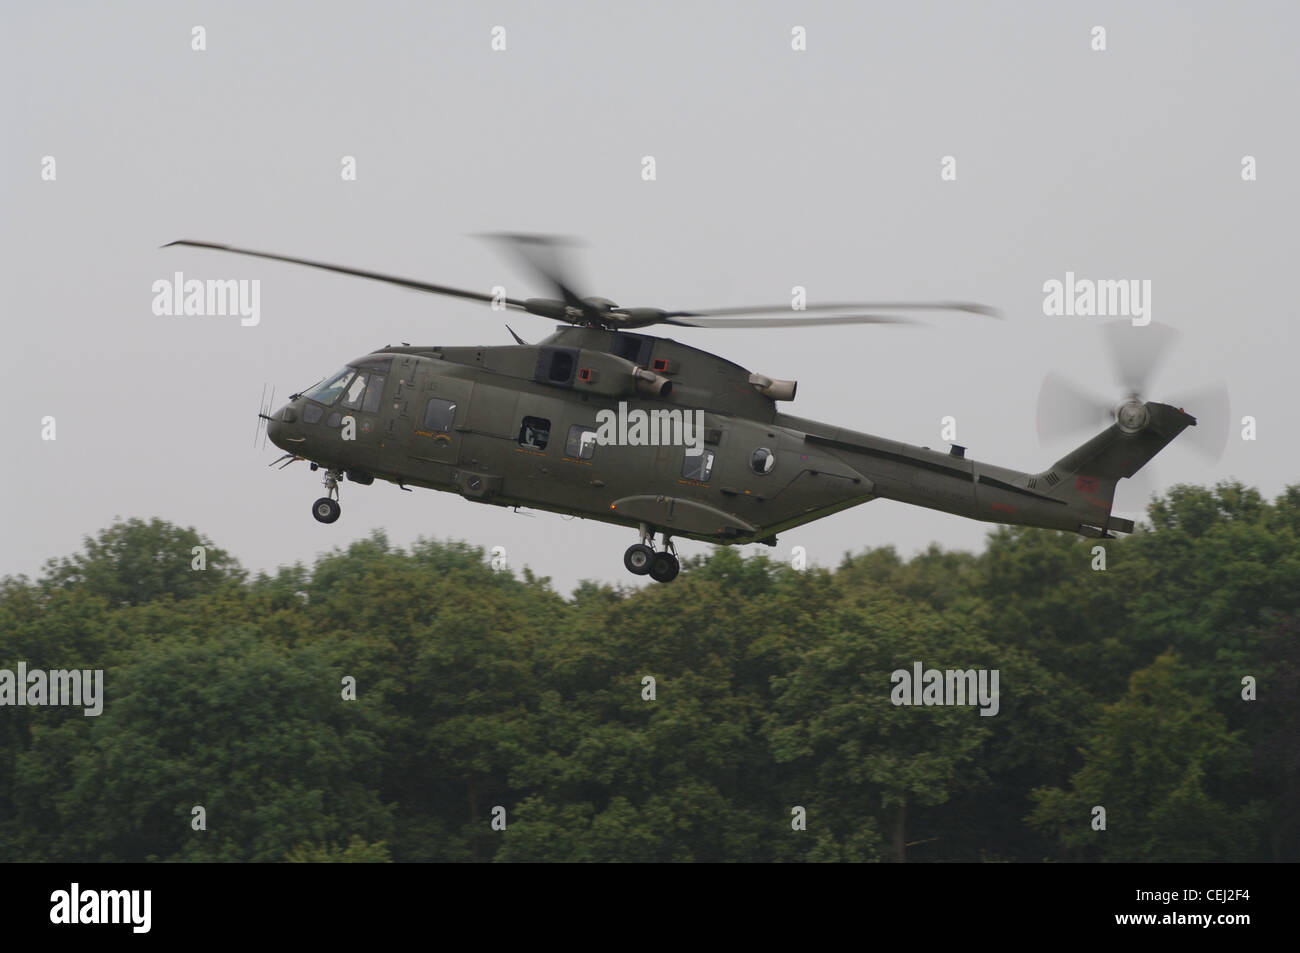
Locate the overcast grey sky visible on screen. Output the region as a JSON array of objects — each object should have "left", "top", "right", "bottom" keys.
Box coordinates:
[{"left": 4, "top": 1, "right": 1296, "bottom": 594}]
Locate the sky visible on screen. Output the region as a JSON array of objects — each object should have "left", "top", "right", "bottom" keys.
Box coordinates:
[{"left": 3, "top": 1, "right": 1297, "bottom": 595}]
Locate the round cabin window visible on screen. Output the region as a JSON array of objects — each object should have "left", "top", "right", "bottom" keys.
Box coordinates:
[{"left": 751, "top": 448, "right": 775, "bottom": 474}]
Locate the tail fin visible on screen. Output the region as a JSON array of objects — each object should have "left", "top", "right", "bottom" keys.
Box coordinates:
[{"left": 1039, "top": 401, "right": 1195, "bottom": 535}]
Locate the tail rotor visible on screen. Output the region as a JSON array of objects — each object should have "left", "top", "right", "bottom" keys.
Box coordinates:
[{"left": 1036, "top": 321, "right": 1230, "bottom": 515}]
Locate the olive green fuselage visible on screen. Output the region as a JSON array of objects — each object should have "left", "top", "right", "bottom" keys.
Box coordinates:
[{"left": 268, "top": 326, "right": 1191, "bottom": 544}]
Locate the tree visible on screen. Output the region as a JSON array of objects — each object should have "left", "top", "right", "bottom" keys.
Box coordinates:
[
  {"left": 1029, "top": 652, "right": 1261, "bottom": 861},
  {"left": 39, "top": 517, "right": 244, "bottom": 607}
]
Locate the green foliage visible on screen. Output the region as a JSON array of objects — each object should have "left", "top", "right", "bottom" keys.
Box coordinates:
[
  {"left": 39, "top": 518, "right": 244, "bottom": 607},
  {"left": 1028, "top": 653, "right": 1261, "bottom": 861},
  {"left": 1, "top": 485, "right": 1294, "bottom": 862},
  {"left": 286, "top": 836, "right": 392, "bottom": 863}
]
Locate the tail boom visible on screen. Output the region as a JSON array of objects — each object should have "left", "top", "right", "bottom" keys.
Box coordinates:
[{"left": 791, "top": 402, "right": 1194, "bottom": 539}]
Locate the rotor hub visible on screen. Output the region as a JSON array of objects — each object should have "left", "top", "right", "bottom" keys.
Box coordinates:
[{"left": 1115, "top": 398, "right": 1149, "bottom": 434}]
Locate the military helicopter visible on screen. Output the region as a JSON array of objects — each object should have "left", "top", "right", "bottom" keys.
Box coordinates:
[{"left": 166, "top": 236, "right": 1224, "bottom": 583}]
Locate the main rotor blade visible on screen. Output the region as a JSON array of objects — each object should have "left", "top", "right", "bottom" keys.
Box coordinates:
[
  {"left": 167, "top": 236, "right": 1003, "bottom": 331},
  {"left": 163, "top": 240, "right": 527, "bottom": 310},
  {"left": 1164, "top": 381, "right": 1231, "bottom": 462},
  {"left": 1101, "top": 319, "right": 1179, "bottom": 397},
  {"left": 663, "top": 301, "right": 1001, "bottom": 319},
  {"left": 663, "top": 313, "right": 918, "bottom": 328},
  {"left": 480, "top": 233, "right": 590, "bottom": 314},
  {"left": 1037, "top": 372, "right": 1112, "bottom": 444}
]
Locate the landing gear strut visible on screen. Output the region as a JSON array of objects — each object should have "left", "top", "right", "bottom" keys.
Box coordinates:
[
  {"left": 624, "top": 525, "right": 679, "bottom": 583},
  {"left": 312, "top": 468, "right": 343, "bottom": 524}
]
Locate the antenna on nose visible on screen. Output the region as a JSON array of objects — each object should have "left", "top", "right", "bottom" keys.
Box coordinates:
[{"left": 254, "top": 384, "right": 275, "bottom": 450}]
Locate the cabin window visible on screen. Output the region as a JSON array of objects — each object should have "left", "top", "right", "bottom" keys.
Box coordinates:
[
  {"left": 751, "top": 448, "right": 776, "bottom": 474},
  {"left": 565, "top": 425, "right": 598, "bottom": 460},
  {"left": 682, "top": 449, "right": 714, "bottom": 482},
  {"left": 325, "top": 412, "right": 342, "bottom": 428},
  {"left": 519, "top": 416, "right": 551, "bottom": 450},
  {"left": 423, "top": 398, "right": 456, "bottom": 432},
  {"left": 303, "top": 403, "right": 324, "bottom": 425}
]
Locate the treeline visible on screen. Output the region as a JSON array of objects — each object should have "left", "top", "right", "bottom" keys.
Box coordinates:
[{"left": 0, "top": 481, "right": 1296, "bottom": 862}]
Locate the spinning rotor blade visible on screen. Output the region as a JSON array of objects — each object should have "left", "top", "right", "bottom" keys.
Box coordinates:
[
  {"left": 662, "top": 301, "right": 1001, "bottom": 319},
  {"left": 1113, "top": 467, "right": 1158, "bottom": 515},
  {"left": 1112, "top": 383, "right": 1230, "bottom": 514},
  {"left": 166, "top": 235, "right": 1000, "bottom": 331},
  {"left": 480, "top": 234, "right": 1000, "bottom": 328},
  {"left": 1036, "top": 321, "right": 1232, "bottom": 518},
  {"left": 163, "top": 240, "right": 528, "bottom": 311},
  {"left": 1101, "top": 320, "right": 1179, "bottom": 397},
  {"left": 663, "top": 313, "right": 917, "bottom": 328},
  {"left": 480, "top": 233, "right": 589, "bottom": 314},
  {"left": 1036, "top": 371, "right": 1112, "bottom": 443},
  {"left": 1164, "top": 381, "right": 1231, "bottom": 462}
]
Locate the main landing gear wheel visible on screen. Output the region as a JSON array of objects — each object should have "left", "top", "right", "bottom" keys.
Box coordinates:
[
  {"left": 625, "top": 525, "right": 680, "bottom": 583},
  {"left": 648, "top": 552, "right": 680, "bottom": 583},
  {"left": 624, "top": 543, "right": 654, "bottom": 575}
]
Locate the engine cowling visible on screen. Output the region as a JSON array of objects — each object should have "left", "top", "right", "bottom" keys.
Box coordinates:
[
  {"left": 749, "top": 373, "right": 798, "bottom": 401},
  {"left": 633, "top": 368, "right": 673, "bottom": 399},
  {"left": 553, "top": 349, "right": 674, "bottom": 399}
]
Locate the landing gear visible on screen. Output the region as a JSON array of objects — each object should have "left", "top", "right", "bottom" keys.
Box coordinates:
[
  {"left": 624, "top": 544, "right": 654, "bottom": 575},
  {"left": 624, "top": 525, "right": 680, "bottom": 583},
  {"left": 648, "top": 551, "right": 680, "bottom": 583},
  {"left": 312, "top": 467, "right": 343, "bottom": 524}
]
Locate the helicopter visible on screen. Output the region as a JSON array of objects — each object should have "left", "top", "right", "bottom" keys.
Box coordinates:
[{"left": 165, "top": 236, "right": 1225, "bottom": 583}]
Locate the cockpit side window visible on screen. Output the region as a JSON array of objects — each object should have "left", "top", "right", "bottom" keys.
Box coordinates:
[
  {"left": 305, "top": 368, "right": 354, "bottom": 406},
  {"left": 360, "top": 374, "right": 386, "bottom": 414},
  {"left": 340, "top": 372, "right": 370, "bottom": 410}
]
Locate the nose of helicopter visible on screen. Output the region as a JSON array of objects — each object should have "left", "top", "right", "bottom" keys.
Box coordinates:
[{"left": 265, "top": 405, "right": 289, "bottom": 449}]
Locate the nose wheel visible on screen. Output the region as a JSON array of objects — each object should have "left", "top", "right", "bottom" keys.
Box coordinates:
[
  {"left": 624, "top": 526, "right": 680, "bottom": 583},
  {"left": 312, "top": 468, "right": 343, "bottom": 524}
]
